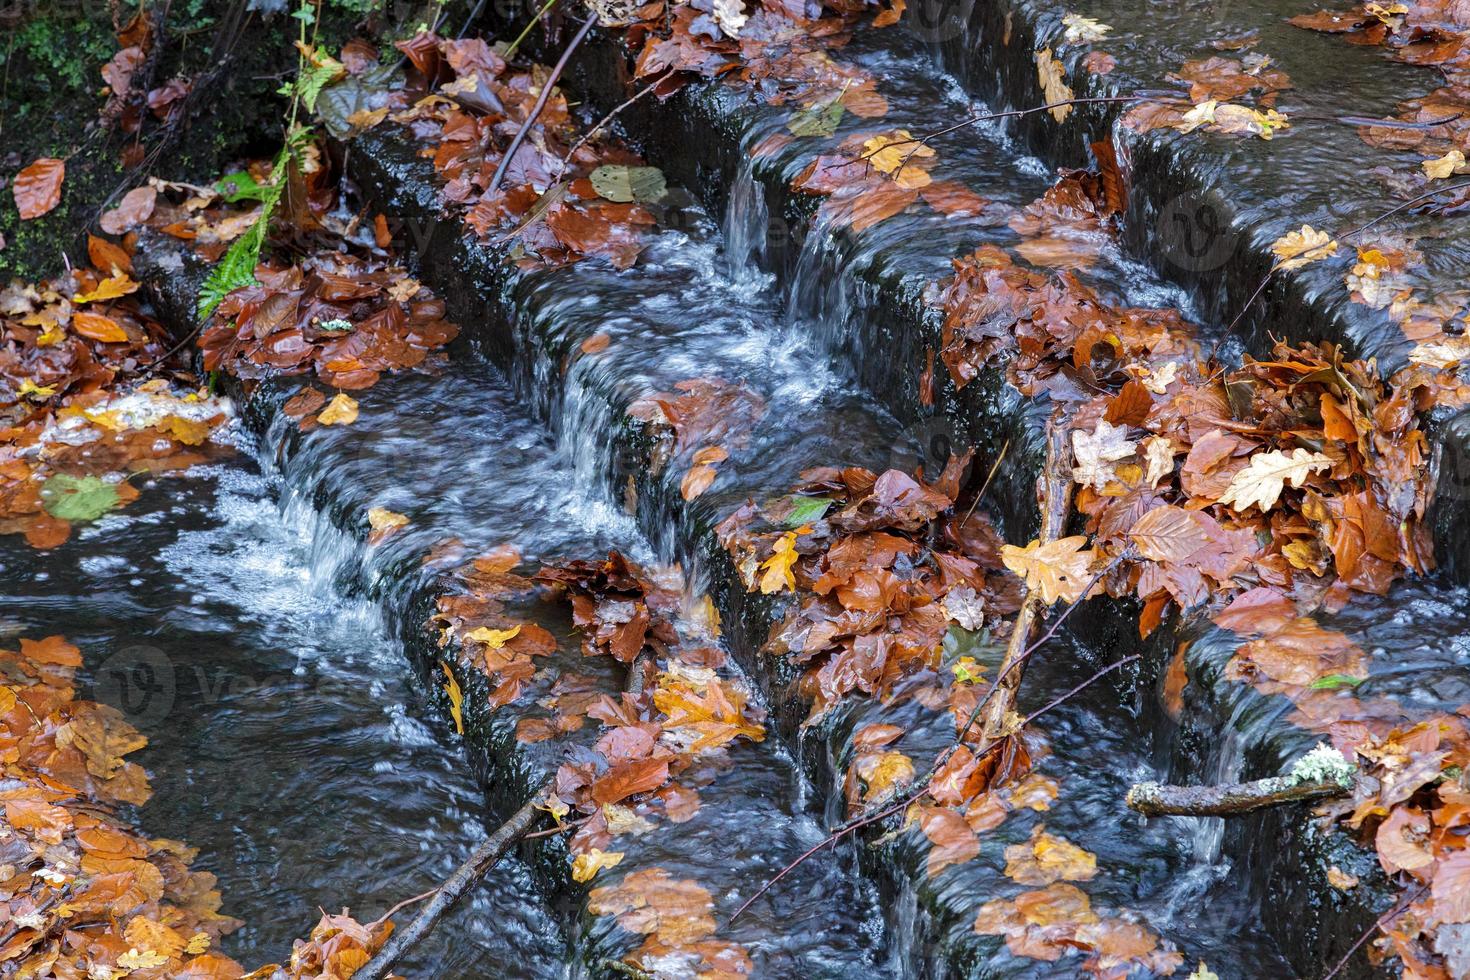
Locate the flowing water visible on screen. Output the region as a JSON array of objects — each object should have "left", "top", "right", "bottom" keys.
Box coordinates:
[{"left": 25, "top": 12, "right": 1470, "bottom": 979}]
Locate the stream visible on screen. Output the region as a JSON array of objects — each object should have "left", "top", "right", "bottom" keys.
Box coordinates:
[{"left": 13, "top": 10, "right": 1463, "bottom": 979}]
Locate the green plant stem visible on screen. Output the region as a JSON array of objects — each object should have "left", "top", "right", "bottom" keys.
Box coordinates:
[{"left": 504, "top": 0, "right": 560, "bottom": 61}]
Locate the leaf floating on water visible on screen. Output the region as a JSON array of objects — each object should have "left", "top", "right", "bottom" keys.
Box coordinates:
[
  {"left": 1423, "top": 149, "right": 1467, "bottom": 179},
  {"left": 465, "top": 624, "right": 522, "bottom": 648},
  {"left": 589, "top": 165, "right": 667, "bottom": 204},
  {"left": 788, "top": 97, "right": 846, "bottom": 137},
  {"left": 40, "top": 474, "right": 122, "bottom": 522},
  {"left": 1271, "top": 224, "right": 1337, "bottom": 271},
  {"left": 759, "top": 529, "right": 803, "bottom": 594},
  {"left": 317, "top": 392, "right": 359, "bottom": 425},
  {"left": 1061, "top": 13, "right": 1112, "bottom": 44},
  {"left": 571, "top": 847, "right": 625, "bottom": 882}
]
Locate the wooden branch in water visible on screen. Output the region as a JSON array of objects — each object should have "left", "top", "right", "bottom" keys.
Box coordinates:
[
  {"left": 357, "top": 789, "right": 546, "bottom": 980},
  {"left": 359, "top": 647, "right": 656, "bottom": 978},
  {"left": 1126, "top": 776, "right": 1349, "bottom": 817},
  {"left": 980, "top": 412, "right": 1075, "bottom": 743}
]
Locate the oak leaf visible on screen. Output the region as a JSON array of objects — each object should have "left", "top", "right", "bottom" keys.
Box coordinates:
[
  {"left": 1071, "top": 419, "right": 1135, "bottom": 491},
  {"left": 1001, "top": 536, "right": 1095, "bottom": 605},
  {"left": 1272, "top": 225, "right": 1337, "bottom": 271},
  {"left": 1217, "top": 448, "right": 1331, "bottom": 513}
]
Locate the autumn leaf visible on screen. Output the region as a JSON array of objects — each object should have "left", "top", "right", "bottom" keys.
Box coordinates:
[
  {"left": 681, "top": 464, "right": 718, "bottom": 500},
  {"left": 861, "top": 131, "right": 935, "bottom": 174},
  {"left": 318, "top": 392, "right": 359, "bottom": 425},
  {"left": 571, "top": 847, "right": 625, "bottom": 882},
  {"left": 99, "top": 186, "right": 158, "bottom": 235},
  {"left": 1128, "top": 505, "right": 1211, "bottom": 563},
  {"left": 1002, "top": 536, "right": 1095, "bottom": 604},
  {"left": 40, "top": 474, "right": 122, "bottom": 522},
  {"left": 465, "top": 624, "right": 522, "bottom": 648},
  {"left": 1034, "top": 49, "right": 1074, "bottom": 121},
  {"left": 1423, "top": 149, "right": 1467, "bottom": 179},
  {"left": 13, "top": 158, "right": 65, "bottom": 219},
  {"left": 1272, "top": 225, "right": 1337, "bottom": 271},
  {"left": 759, "top": 529, "right": 802, "bottom": 594},
  {"left": 72, "top": 311, "right": 129, "bottom": 343},
  {"left": 367, "top": 507, "right": 409, "bottom": 533},
  {"left": 1071, "top": 419, "right": 1135, "bottom": 491},
  {"left": 1217, "top": 448, "right": 1332, "bottom": 513},
  {"left": 1003, "top": 824, "right": 1098, "bottom": 884},
  {"left": 441, "top": 662, "right": 464, "bottom": 735},
  {"left": 73, "top": 273, "right": 140, "bottom": 304},
  {"left": 1061, "top": 13, "right": 1112, "bottom": 44}
]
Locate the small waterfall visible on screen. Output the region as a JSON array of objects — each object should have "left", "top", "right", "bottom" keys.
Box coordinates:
[
  {"left": 884, "top": 871, "right": 921, "bottom": 980},
  {"left": 723, "top": 153, "right": 770, "bottom": 285}
]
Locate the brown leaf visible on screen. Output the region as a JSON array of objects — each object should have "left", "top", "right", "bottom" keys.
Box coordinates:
[{"left": 13, "top": 158, "right": 65, "bottom": 220}]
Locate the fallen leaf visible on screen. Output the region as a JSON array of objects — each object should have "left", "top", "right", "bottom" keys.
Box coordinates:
[
  {"left": 441, "top": 662, "right": 464, "bottom": 734},
  {"left": 1001, "top": 536, "right": 1095, "bottom": 604},
  {"left": 318, "top": 392, "right": 359, "bottom": 425},
  {"left": 13, "top": 158, "right": 65, "bottom": 219},
  {"left": 1272, "top": 225, "right": 1337, "bottom": 271},
  {"left": 1218, "top": 448, "right": 1332, "bottom": 513},
  {"left": 571, "top": 848, "right": 625, "bottom": 882}
]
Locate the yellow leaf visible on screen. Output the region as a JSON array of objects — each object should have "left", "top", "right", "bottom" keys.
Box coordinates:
[
  {"left": 72, "top": 273, "right": 139, "bottom": 305},
  {"left": 1000, "top": 536, "right": 1095, "bottom": 605},
  {"left": 317, "top": 392, "right": 359, "bottom": 425},
  {"left": 155, "top": 415, "right": 212, "bottom": 445},
  {"left": 36, "top": 321, "right": 65, "bottom": 347},
  {"left": 183, "top": 933, "right": 211, "bottom": 955},
  {"left": 117, "top": 948, "right": 170, "bottom": 970},
  {"left": 17, "top": 379, "right": 55, "bottom": 400},
  {"left": 72, "top": 311, "right": 129, "bottom": 343},
  {"left": 1423, "top": 149, "right": 1466, "bottom": 180},
  {"left": 1217, "top": 448, "right": 1332, "bottom": 513},
  {"left": 367, "top": 507, "right": 409, "bottom": 532},
  {"left": 1061, "top": 13, "right": 1112, "bottom": 44},
  {"left": 950, "top": 656, "right": 983, "bottom": 684},
  {"left": 441, "top": 662, "right": 464, "bottom": 735},
  {"left": 571, "top": 848, "right": 625, "bottom": 882},
  {"left": 464, "top": 624, "right": 522, "bottom": 648},
  {"left": 653, "top": 670, "right": 764, "bottom": 752},
  {"left": 1003, "top": 824, "right": 1098, "bottom": 884},
  {"left": 861, "top": 130, "right": 936, "bottom": 174},
  {"left": 853, "top": 749, "right": 915, "bottom": 804},
  {"left": 694, "top": 594, "right": 721, "bottom": 638},
  {"left": 758, "top": 530, "right": 801, "bottom": 594},
  {"left": 1034, "top": 48, "right": 1074, "bottom": 121},
  {"left": 1272, "top": 225, "right": 1337, "bottom": 271}
]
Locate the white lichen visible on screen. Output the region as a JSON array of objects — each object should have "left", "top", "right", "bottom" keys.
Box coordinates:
[{"left": 1288, "top": 742, "right": 1356, "bottom": 787}]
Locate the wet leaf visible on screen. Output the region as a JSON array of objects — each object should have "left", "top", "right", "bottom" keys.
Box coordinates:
[
  {"left": 13, "top": 158, "right": 65, "bottom": 220},
  {"left": 1001, "top": 536, "right": 1095, "bottom": 605},
  {"left": 788, "top": 98, "right": 846, "bottom": 137},
  {"left": 1003, "top": 824, "right": 1098, "bottom": 884},
  {"left": 1424, "top": 149, "right": 1467, "bottom": 179},
  {"left": 40, "top": 474, "right": 122, "bottom": 521},
  {"left": 73, "top": 311, "right": 130, "bottom": 343},
  {"left": 572, "top": 848, "right": 625, "bottom": 882},
  {"left": 1061, "top": 13, "right": 1112, "bottom": 44},
  {"left": 1071, "top": 420, "right": 1135, "bottom": 491},
  {"left": 1034, "top": 49, "right": 1074, "bottom": 121},
  {"left": 441, "top": 662, "right": 464, "bottom": 734},
  {"left": 1272, "top": 225, "right": 1337, "bottom": 271},
  {"left": 1217, "top": 448, "right": 1332, "bottom": 513},
  {"left": 759, "top": 529, "right": 802, "bottom": 594},
  {"left": 317, "top": 392, "right": 360, "bottom": 425},
  {"left": 589, "top": 165, "right": 667, "bottom": 204}
]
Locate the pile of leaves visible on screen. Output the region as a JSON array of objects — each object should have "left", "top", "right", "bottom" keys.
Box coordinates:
[
  {"left": 628, "top": 376, "right": 768, "bottom": 502},
  {"left": 0, "top": 256, "right": 233, "bottom": 549},
  {"left": 432, "top": 547, "right": 761, "bottom": 977},
  {"left": 0, "top": 634, "right": 246, "bottom": 976},
  {"left": 363, "top": 32, "right": 665, "bottom": 269},
  {"left": 1122, "top": 51, "right": 1294, "bottom": 141},
  {"left": 714, "top": 461, "right": 1186, "bottom": 974}
]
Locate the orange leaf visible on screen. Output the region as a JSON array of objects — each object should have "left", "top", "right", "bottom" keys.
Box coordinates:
[
  {"left": 13, "top": 158, "right": 65, "bottom": 220},
  {"left": 72, "top": 312, "right": 130, "bottom": 343}
]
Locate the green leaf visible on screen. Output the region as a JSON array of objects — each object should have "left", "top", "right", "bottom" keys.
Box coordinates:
[
  {"left": 589, "top": 165, "right": 667, "bottom": 204},
  {"left": 296, "top": 61, "right": 341, "bottom": 114},
  {"left": 784, "top": 496, "right": 832, "bottom": 526},
  {"left": 787, "top": 99, "right": 845, "bottom": 138},
  {"left": 40, "top": 474, "right": 121, "bottom": 522},
  {"left": 1309, "top": 673, "right": 1365, "bottom": 691},
  {"left": 215, "top": 171, "right": 267, "bottom": 203}
]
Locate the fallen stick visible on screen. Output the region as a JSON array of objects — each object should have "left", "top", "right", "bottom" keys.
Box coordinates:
[
  {"left": 1127, "top": 743, "right": 1358, "bottom": 817},
  {"left": 356, "top": 789, "right": 546, "bottom": 980},
  {"left": 1126, "top": 776, "right": 1349, "bottom": 817},
  {"left": 358, "top": 647, "right": 656, "bottom": 978},
  {"left": 980, "top": 411, "right": 1075, "bottom": 743}
]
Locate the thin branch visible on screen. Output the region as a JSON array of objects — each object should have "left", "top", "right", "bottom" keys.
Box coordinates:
[
  {"left": 1321, "top": 882, "right": 1428, "bottom": 980},
  {"left": 728, "top": 650, "right": 1139, "bottom": 922},
  {"left": 486, "top": 14, "right": 596, "bottom": 200},
  {"left": 557, "top": 70, "right": 672, "bottom": 180}
]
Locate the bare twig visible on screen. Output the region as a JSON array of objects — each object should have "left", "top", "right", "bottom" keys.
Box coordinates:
[
  {"left": 486, "top": 14, "right": 596, "bottom": 199},
  {"left": 557, "top": 70, "right": 672, "bottom": 179},
  {"left": 1321, "top": 882, "right": 1428, "bottom": 980}
]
